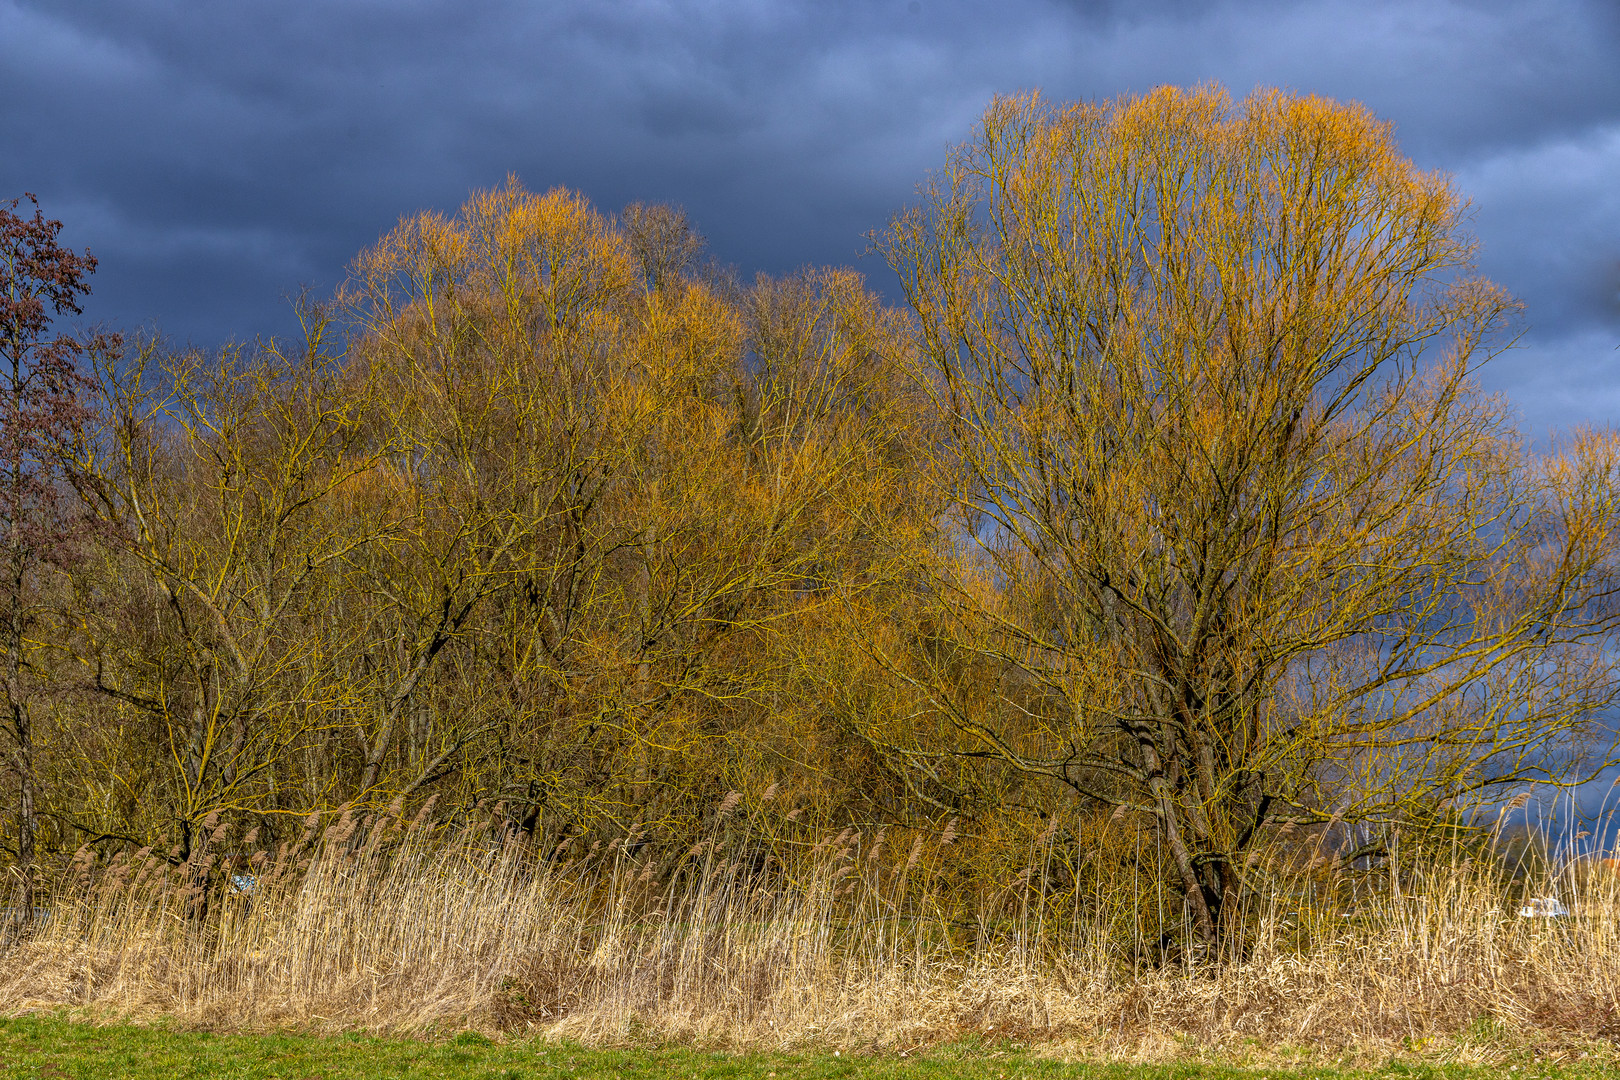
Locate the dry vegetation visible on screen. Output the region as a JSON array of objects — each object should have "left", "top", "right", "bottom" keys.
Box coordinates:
[{"left": 6, "top": 803, "right": 1620, "bottom": 1063}]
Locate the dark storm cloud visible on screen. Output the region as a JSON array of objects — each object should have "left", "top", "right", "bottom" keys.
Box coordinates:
[{"left": 2, "top": 0, "right": 1615, "bottom": 434}]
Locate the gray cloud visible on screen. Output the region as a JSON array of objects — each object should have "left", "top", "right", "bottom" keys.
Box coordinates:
[{"left": 2, "top": 0, "right": 1615, "bottom": 432}]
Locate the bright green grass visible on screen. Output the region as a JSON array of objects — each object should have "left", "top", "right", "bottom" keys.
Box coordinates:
[{"left": 0, "top": 1015, "right": 1603, "bottom": 1080}]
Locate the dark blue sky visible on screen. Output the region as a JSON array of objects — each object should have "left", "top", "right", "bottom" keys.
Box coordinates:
[{"left": 3, "top": 0, "right": 1616, "bottom": 439}]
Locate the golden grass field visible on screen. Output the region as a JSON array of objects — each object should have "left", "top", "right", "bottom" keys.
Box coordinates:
[{"left": 5, "top": 806, "right": 1620, "bottom": 1070}]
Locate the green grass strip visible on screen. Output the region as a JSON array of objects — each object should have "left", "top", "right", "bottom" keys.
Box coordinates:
[{"left": 0, "top": 1015, "right": 1602, "bottom": 1080}]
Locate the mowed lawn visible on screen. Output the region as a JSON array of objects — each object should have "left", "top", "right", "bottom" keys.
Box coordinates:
[{"left": 0, "top": 1016, "right": 1610, "bottom": 1080}]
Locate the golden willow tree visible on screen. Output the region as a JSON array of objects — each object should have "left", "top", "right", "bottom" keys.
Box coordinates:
[
  {"left": 876, "top": 87, "right": 1620, "bottom": 947},
  {"left": 332, "top": 182, "right": 926, "bottom": 837},
  {"left": 57, "top": 180, "right": 930, "bottom": 851}
]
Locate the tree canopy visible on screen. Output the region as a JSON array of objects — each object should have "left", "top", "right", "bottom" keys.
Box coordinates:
[
  {"left": 874, "top": 86, "right": 1620, "bottom": 944},
  {"left": 6, "top": 90, "right": 1619, "bottom": 953}
]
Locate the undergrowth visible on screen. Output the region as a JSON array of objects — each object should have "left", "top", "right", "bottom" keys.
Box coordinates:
[{"left": 4, "top": 797, "right": 1620, "bottom": 1062}]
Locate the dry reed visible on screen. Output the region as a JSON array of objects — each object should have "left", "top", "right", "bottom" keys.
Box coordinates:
[{"left": 5, "top": 807, "right": 1620, "bottom": 1062}]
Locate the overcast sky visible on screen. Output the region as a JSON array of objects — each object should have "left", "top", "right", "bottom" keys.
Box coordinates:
[{"left": 2, "top": 0, "right": 1616, "bottom": 439}]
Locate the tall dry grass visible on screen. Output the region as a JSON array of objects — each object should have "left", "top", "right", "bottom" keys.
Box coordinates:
[{"left": 5, "top": 799, "right": 1620, "bottom": 1059}]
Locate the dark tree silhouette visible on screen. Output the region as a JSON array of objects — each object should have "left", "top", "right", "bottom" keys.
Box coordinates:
[{"left": 0, "top": 193, "right": 114, "bottom": 913}]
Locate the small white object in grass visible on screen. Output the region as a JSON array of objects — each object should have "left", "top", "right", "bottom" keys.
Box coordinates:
[
  {"left": 833, "top": 1050, "right": 840, "bottom": 1057},
  {"left": 1518, "top": 896, "right": 1570, "bottom": 917}
]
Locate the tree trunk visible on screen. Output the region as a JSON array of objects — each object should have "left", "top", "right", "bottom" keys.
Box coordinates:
[
  {"left": 13, "top": 701, "right": 35, "bottom": 919},
  {"left": 4, "top": 563, "right": 37, "bottom": 921},
  {"left": 1140, "top": 738, "right": 1219, "bottom": 947}
]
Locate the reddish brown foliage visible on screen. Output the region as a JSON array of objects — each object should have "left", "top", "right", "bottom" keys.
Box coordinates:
[{"left": 0, "top": 192, "right": 117, "bottom": 904}]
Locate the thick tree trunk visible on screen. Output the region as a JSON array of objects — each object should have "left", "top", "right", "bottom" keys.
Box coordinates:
[{"left": 1139, "top": 738, "right": 1219, "bottom": 947}]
